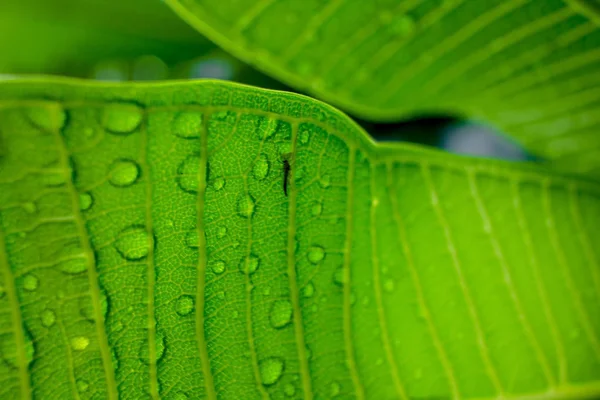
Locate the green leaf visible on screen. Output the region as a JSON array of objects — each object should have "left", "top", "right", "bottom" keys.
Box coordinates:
[
  {"left": 164, "top": 0, "right": 600, "bottom": 174},
  {"left": 1, "top": 79, "right": 599, "bottom": 399},
  {"left": 0, "top": 0, "right": 208, "bottom": 76}
]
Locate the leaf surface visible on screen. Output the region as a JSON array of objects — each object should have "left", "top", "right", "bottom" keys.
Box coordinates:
[
  {"left": 0, "top": 79, "right": 599, "bottom": 399},
  {"left": 165, "top": 0, "right": 600, "bottom": 174}
]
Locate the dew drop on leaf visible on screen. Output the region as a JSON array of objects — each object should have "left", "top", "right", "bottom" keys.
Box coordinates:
[
  {"left": 26, "top": 104, "right": 66, "bottom": 132},
  {"left": 79, "top": 192, "right": 93, "bottom": 211},
  {"left": 284, "top": 383, "right": 296, "bottom": 397},
  {"left": 252, "top": 154, "right": 270, "bottom": 181},
  {"left": 213, "top": 177, "right": 226, "bottom": 191},
  {"left": 115, "top": 226, "right": 151, "bottom": 260},
  {"left": 319, "top": 175, "right": 331, "bottom": 188},
  {"left": 237, "top": 194, "right": 255, "bottom": 218},
  {"left": 102, "top": 104, "right": 143, "bottom": 134},
  {"left": 59, "top": 255, "right": 87, "bottom": 275},
  {"left": 173, "top": 111, "right": 202, "bottom": 139},
  {"left": 259, "top": 357, "right": 284, "bottom": 386},
  {"left": 239, "top": 255, "right": 259, "bottom": 275},
  {"left": 269, "top": 300, "right": 293, "bottom": 329},
  {"left": 44, "top": 170, "right": 68, "bottom": 187},
  {"left": 212, "top": 260, "right": 226, "bottom": 275},
  {"left": 76, "top": 380, "right": 89, "bottom": 393},
  {"left": 23, "top": 274, "right": 39, "bottom": 291},
  {"left": 41, "top": 309, "right": 56, "bottom": 327},
  {"left": 176, "top": 295, "right": 194, "bottom": 316},
  {"left": 185, "top": 230, "right": 199, "bottom": 248},
  {"left": 302, "top": 282, "right": 315, "bottom": 298},
  {"left": 108, "top": 159, "right": 140, "bottom": 187},
  {"left": 311, "top": 202, "right": 322, "bottom": 216},
  {"left": 140, "top": 330, "right": 166, "bottom": 364},
  {"left": 177, "top": 154, "right": 201, "bottom": 193},
  {"left": 307, "top": 246, "right": 325, "bottom": 264},
  {"left": 71, "top": 336, "right": 90, "bottom": 351},
  {"left": 333, "top": 266, "right": 345, "bottom": 287}
]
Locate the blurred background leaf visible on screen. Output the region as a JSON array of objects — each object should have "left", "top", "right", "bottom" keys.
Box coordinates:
[{"left": 0, "top": 0, "right": 532, "bottom": 162}]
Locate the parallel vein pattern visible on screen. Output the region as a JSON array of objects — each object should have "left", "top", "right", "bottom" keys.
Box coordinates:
[
  {"left": 166, "top": 0, "right": 600, "bottom": 174},
  {"left": 0, "top": 80, "right": 599, "bottom": 400}
]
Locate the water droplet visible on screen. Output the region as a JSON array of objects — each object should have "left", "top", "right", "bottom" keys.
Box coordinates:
[
  {"left": 333, "top": 266, "right": 345, "bottom": 287},
  {"left": 302, "top": 282, "right": 315, "bottom": 298},
  {"left": 305, "top": 346, "right": 312, "bottom": 360},
  {"left": 269, "top": 300, "right": 292, "bottom": 329},
  {"left": 59, "top": 254, "right": 87, "bottom": 275},
  {"left": 41, "top": 309, "right": 56, "bottom": 327},
  {"left": 43, "top": 170, "right": 68, "bottom": 187},
  {"left": 173, "top": 112, "right": 202, "bottom": 139},
  {"left": 79, "top": 192, "right": 93, "bottom": 211},
  {"left": 307, "top": 246, "right": 325, "bottom": 264},
  {"left": 185, "top": 230, "right": 199, "bottom": 248},
  {"left": 23, "top": 202, "right": 36, "bottom": 214},
  {"left": 216, "top": 226, "right": 227, "bottom": 239},
  {"left": 108, "top": 159, "right": 140, "bottom": 187},
  {"left": 311, "top": 202, "right": 322, "bottom": 216},
  {"left": 176, "top": 295, "right": 194, "bottom": 316},
  {"left": 140, "top": 330, "right": 166, "bottom": 364},
  {"left": 237, "top": 194, "right": 255, "bottom": 218},
  {"left": 213, "top": 177, "right": 226, "bottom": 191},
  {"left": 71, "top": 336, "right": 90, "bottom": 351},
  {"left": 284, "top": 383, "right": 296, "bottom": 397},
  {"left": 319, "top": 175, "right": 331, "bottom": 188},
  {"left": 115, "top": 225, "right": 151, "bottom": 260},
  {"left": 384, "top": 279, "right": 395, "bottom": 293},
  {"left": 177, "top": 154, "right": 201, "bottom": 193},
  {"left": 79, "top": 288, "right": 108, "bottom": 322},
  {"left": 211, "top": 260, "right": 226, "bottom": 275},
  {"left": 26, "top": 104, "right": 66, "bottom": 132},
  {"left": 102, "top": 104, "right": 143, "bottom": 134},
  {"left": 239, "top": 255, "right": 259, "bottom": 275},
  {"left": 252, "top": 154, "right": 270, "bottom": 181},
  {"left": 23, "top": 274, "right": 39, "bottom": 291},
  {"left": 259, "top": 357, "right": 284, "bottom": 386},
  {"left": 389, "top": 15, "right": 415, "bottom": 37},
  {"left": 330, "top": 381, "right": 341, "bottom": 397},
  {"left": 76, "top": 380, "right": 89, "bottom": 393}
]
